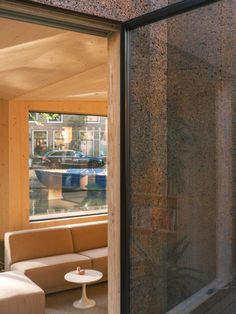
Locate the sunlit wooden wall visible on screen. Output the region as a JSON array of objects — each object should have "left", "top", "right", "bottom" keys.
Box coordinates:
[{"left": 0, "top": 100, "right": 108, "bottom": 238}]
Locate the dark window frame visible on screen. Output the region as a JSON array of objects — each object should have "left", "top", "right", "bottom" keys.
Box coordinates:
[{"left": 121, "top": 0, "right": 225, "bottom": 313}]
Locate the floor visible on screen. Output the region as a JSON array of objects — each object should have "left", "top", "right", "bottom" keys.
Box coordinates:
[
  {"left": 45, "top": 282, "right": 108, "bottom": 314},
  {"left": 45, "top": 283, "right": 236, "bottom": 314},
  {"left": 192, "top": 287, "right": 236, "bottom": 314}
]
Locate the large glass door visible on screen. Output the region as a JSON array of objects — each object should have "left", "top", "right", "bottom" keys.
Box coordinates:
[{"left": 124, "top": 0, "right": 234, "bottom": 312}]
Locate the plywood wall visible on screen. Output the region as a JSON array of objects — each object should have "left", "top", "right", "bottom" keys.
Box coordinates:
[{"left": 0, "top": 99, "right": 108, "bottom": 238}]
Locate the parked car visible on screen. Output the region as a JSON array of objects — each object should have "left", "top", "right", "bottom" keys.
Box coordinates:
[
  {"left": 41, "top": 150, "right": 105, "bottom": 168},
  {"left": 99, "top": 154, "right": 107, "bottom": 164}
]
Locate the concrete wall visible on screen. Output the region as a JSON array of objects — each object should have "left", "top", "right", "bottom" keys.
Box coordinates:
[{"left": 28, "top": 0, "right": 168, "bottom": 21}]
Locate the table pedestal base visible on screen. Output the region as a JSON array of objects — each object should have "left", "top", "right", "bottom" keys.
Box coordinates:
[{"left": 73, "top": 284, "right": 96, "bottom": 309}]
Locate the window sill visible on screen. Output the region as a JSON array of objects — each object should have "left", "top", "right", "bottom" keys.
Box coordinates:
[{"left": 29, "top": 213, "right": 108, "bottom": 227}]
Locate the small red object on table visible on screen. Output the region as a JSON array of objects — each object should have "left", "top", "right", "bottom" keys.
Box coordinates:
[{"left": 76, "top": 266, "right": 85, "bottom": 275}]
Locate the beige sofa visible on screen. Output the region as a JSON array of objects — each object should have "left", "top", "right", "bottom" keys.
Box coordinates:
[
  {"left": 0, "top": 271, "right": 45, "bottom": 314},
  {"left": 4, "top": 221, "right": 108, "bottom": 294}
]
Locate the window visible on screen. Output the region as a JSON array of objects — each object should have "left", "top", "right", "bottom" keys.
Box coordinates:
[
  {"left": 53, "top": 130, "right": 65, "bottom": 150},
  {"left": 50, "top": 151, "right": 64, "bottom": 156},
  {"left": 99, "top": 128, "right": 107, "bottom": 156},
  {"left": 66, "top": 151, "right": 75, "bottom": 156},
  {"left": 86, "top": 116, "right": 100, "bottom": 123},
  {"left": 78, "top": 129, "right": 94, "bottom": 155},
  {"left": 32, "top": 130, "right": 48, "bottom": 156},
  {"left": 29, "top": 112, "right": 107, "bottom": 221}
]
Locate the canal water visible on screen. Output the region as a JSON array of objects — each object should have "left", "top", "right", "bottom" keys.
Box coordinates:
[{"left": 29, "top": 169, "right": 107, "bottom": 220}]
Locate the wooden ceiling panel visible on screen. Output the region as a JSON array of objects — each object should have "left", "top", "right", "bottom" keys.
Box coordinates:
[
  {"left": 16, "top": 64, "right": 108, "bottom": 101},
  {"left": 0, "top": 18, "right": 63, "bottom": 49},
  {"left": 0, "top": 18, "right": 108, "bottom": 101}
]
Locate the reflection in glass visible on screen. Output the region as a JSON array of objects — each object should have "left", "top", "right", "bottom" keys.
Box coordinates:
[
  {"left": 128, "top": 0, "right": 233, "bottom": 312},
  {"left": 29, "top": 112, "right": 107, "bottom": 220}
]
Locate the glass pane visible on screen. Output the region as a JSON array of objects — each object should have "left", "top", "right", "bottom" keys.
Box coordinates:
[
  {"left": 128, "top": 1, "right": 233, "bottom": 312},
  {"left": 29, "top": 112, "right": 107, "bottom": 220}
]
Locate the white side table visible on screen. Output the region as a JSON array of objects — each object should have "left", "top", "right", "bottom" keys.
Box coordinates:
[{"left": 64, "top": 269, "right": 103, "bottom": 309}]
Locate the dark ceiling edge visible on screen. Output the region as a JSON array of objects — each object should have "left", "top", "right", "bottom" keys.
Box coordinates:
[
  {"left": 1, "top": 0, "right": 223, "bottom": 32},
  {"left": 123, "top": 0, "right": 222, "bottom": 30},
  {"left": 0, "top": 0, "right": 122, "bottom": 37},
  {"left": 0, "top": 0, "right": 122, "bottom": 26}
]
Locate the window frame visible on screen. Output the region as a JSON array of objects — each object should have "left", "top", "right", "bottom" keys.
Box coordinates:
[
  {"left": 29, "top": 109, "right": 108, "bottom": 219},
  {"left": 123, "top": 1, "right": 233, "bottom": 313},
  {"left": 29, "top": 113, "right": 108, "bottom": 220}
]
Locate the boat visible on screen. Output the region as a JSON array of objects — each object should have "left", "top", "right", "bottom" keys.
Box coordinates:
[{"left": 35, "top": 168, "right": 107, "bottom": 191}]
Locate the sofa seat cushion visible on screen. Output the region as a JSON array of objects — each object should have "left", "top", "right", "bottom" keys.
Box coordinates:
[
  {"left": 11, "top": 253, "right": 92, "bottom": 294},
  {"left": 79, "top": 247, "right": 108, "bottom": 278},
  {"left": 0, "top": 271, "right": 44, "bottom": 314}
]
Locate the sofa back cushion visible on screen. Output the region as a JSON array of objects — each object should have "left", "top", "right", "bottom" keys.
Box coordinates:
[
  {"left": 70, "top": 221, "right": 107, "bottom": 252},
  {"left": 7, "top": 227, "right": 74, "bottom": 264}
]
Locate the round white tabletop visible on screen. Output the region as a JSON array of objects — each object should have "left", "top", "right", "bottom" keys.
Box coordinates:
[
  {"left": 65, "top": 269, "right": 103, "bottom": 284},
  {"left": 64, "top": 269, "right": 103, "bottom": 309}
]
